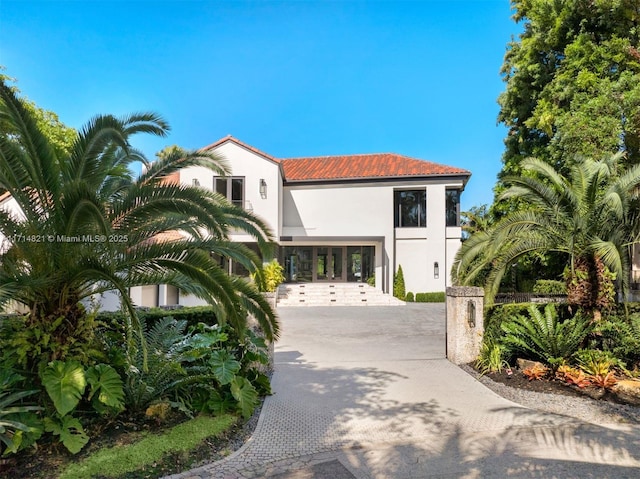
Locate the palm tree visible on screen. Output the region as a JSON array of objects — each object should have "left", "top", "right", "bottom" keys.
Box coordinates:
[
  {"left": 0, "top": 79, "right": 279, "bottom": 371},
  {"left": 460, "top": 204, "right": 492, "bottom": 239},
  {"left": 453, "top": 153, "right": 640, "bottom": 315}
]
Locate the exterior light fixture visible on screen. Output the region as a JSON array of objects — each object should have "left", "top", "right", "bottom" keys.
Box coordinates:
[
  {"left": 467, "top": 300, "right": 476, "bottom": 328},
  {"left": 259, "top": 179, "right": 267, "bottom": 199},
  {"left": 192, "top": 178, "right": 200, "bottom": 187},
  {"left": 434, "top": 261, "right": 439, "bottom": 279}
]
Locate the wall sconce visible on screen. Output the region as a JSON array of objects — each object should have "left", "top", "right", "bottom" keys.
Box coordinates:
[
  {"left": 434, "top": 261, "right": 439, "bottom": 279},
  {"left": 192, "top": 178, "right": 200, "bottom": 187},
  {"left": 467, "top": 300, "right": 476, "bottom": 328},
  {"left": 259, "top": 179, "right": 267, "bottom": 199}
]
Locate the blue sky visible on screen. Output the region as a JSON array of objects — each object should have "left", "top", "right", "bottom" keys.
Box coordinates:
[{"left": 1, "top": 0, "right": 519, "bottom": 210}]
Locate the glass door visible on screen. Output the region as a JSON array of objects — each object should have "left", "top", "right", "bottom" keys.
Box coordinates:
[
  {"left": 314, "top": 247, "right": 346, "bottom": 281},
  {"left": 316, "top": 247, "right": 329, "bottom": 280},
  {"left": 331, "top": 247, "right": 343, "bottom": 281}
]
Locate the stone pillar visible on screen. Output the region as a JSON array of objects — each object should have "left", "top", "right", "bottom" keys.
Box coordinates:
[{"left": 446, "top": 286, "right": 484, "bottom": 365}]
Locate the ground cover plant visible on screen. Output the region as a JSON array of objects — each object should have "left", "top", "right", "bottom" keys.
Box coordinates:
[
  {"left": 1, "top": 314, "right": 273, "bottom": 477},
  {"left": 477, "top": 302, "right": 640, "bottom": 404}
]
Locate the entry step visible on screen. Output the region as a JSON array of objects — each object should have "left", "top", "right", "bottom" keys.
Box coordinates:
[{"left": 276, "top": 283, "right": 404, "bottom": 307}]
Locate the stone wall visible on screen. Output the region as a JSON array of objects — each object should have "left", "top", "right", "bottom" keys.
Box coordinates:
[{"left": 446, "top": 286, "right": 484, "bottom": 365}]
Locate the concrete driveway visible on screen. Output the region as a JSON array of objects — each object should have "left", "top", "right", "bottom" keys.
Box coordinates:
[{"left": 171, "top": 304, "right": 640, "bottom": 479}]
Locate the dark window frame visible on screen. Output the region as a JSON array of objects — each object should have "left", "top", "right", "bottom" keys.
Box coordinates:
[
  {"left": 445, "top": 188, "right": 461, "bottom": 227},
  {"left": 214, "top": 176, "right": 245, "bottom": 209},
  {"left": 394, "top": 189, "right": 427, "bottom": 228}
]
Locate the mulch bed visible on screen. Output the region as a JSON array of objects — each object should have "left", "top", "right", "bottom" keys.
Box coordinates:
[{"left": 484, "top": 368, "right": 586, "bottom": 398}]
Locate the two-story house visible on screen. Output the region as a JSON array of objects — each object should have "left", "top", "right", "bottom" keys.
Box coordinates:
[{"left": 136, "top": 135, "right": 470, "bottom": 308}]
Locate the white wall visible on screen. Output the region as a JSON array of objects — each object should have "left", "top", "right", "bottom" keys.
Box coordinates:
[
  {"left": 0, "top": 196, "right": 23, "bottom": 254},
  {"left": 181, "top": 141, "right": 281, "bottom": 242},
  {"left": 283, "top": 183, "right": 393, "bottom": 237},
  {"left": 282, "top": 179, "right": 464, "bottom": 294},
  {"left": 178, "top": 291, "right": 209, "bottom": 307}
]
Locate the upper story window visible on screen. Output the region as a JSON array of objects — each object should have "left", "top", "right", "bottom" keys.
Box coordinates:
[
  {"left": 394, "top": 189, "right": 426, "bottom": 227},
  {"left": 446, "top": 188, "right": 461, "bottom": 227},
  {"left": 214, "top": 177, "right": 244, "bottom": 208}
]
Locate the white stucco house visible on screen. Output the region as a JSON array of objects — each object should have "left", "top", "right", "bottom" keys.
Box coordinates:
[{"left": 131, "top": 135, "right": 471, "bottom": 307}]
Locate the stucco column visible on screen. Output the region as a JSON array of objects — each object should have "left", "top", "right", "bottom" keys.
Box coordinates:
[{"left": 446, "top": 286, "right": 484, "bottom": 365}]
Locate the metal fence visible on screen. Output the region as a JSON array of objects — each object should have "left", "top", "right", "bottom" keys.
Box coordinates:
[{"left": 494, "top": 293, "right": 567, "bottom": 304}]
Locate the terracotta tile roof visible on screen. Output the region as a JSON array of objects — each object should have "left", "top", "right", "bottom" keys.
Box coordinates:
[
  {"left": 202, "top": 135, "right": 280, "bottom": 164},
  {"left": 203, "top": 136, "right": 470, "bottom": 182},
  {"left": 280, "top": 153, "right": 470, "bottom": 182},
  {"left": 142, "top": 230, "right": 186, "bottom": 246}
]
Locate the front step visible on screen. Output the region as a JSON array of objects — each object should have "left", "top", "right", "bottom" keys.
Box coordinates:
[{"left": 276, "top": 283, "right": 405, "bottom": 307}]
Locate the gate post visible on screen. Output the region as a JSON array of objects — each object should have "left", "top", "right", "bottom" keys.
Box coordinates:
[{"left": 446, "top": 286, "right": 484, "bottom": 365}]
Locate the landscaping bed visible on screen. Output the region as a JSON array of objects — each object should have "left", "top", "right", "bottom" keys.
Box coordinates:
[
  {"left": 2, "top": 399, "right": 264, "bottom": 479},
  {"left": 463, "top": 363, "right": 640, "bottom": 426}
]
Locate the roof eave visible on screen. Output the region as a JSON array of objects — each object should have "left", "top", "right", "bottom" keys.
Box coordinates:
[{"left": 283, "top": 171, "right": 472, "bottom": 186}]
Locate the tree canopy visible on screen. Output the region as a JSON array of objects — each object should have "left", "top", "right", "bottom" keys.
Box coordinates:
[
  {"left": 0, "top": 68, "right": 76, "bottom": 158},
  {"left": 495, "top": 0, "right": 640, "bottom": 211}
]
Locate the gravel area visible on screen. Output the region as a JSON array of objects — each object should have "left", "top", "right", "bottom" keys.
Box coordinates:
[{"left": 460, "top": 364, "right": 640, "bottom": 426}]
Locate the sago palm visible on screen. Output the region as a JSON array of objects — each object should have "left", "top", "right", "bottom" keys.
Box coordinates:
[
  {"left": 453, "top": 154, "right": 640, "bottom": 311},
  {"left": 0, "top": 79, "right": 279, "bottom": 371}
]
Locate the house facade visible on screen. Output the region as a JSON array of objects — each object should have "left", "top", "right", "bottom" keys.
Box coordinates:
[{"left": 133, "top": 135, "right": 470, "bottom": 308}]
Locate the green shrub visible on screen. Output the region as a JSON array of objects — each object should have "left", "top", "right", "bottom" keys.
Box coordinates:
[
  {"left": 586, "top": 313, "right": 640, "bottom": 365},
  {"left": 572, "top": 349, "right": 626, "bottom": 375},
  {"left": 533, "top": 280, "right": 567, "bottom": 295},
  {"left": 393, "top": 265, "right": 406, "bottom": 300},
  {"left": 97, "top": 306, "right": 219, "bottom": 332},
  {"left": 484, "top": 303, "right": 574, "bottom": 346},
  {"left": 500, "top": 304, "right": 593, "bottom": 366},
  {"left": 254, "top": 259, "right": 285, "bottom": 292},
  {"left": 414, "top": 292, "right": 446, "bottom": 302},
  {"left": 366, "top": 275, "right": 375, "bottom": 287},
  {"left": 405, "top": 292, "right": 414, "bottom": 302},
  {"left": 0, "top": 370, "right": 43, "bottom": 456}
]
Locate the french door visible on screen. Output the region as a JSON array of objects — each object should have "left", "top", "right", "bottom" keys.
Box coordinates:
[{"left": 315, "top": 247, "right": 345, "bottom": 281}]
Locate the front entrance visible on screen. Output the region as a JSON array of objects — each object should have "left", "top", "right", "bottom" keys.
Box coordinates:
[
  {"left": 315, "top": 247, "right": 345, "bottom": 281},
  {"left": 283, "top": 245, "right": 374, "bottom": 283}
]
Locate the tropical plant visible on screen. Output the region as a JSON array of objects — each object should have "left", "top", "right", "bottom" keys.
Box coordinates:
[
  {"left": 522, "top": 363, "right": 549, "bottom": 381},
  {"left": 588, "top": 371, "right": 618, "bottom": 391},
  {"left": 573, "top": 349, "right": 625, "bottom": 377},
  {"left": 556, "top": 365, "right": 591, "bottom": 389},
  {"left": 111, "top": 315, "right": 270, "bottom": 420},
  {"left": 475, "top": 341, "right": 509, "bottom": 375},
  {"left": 254, "top": 259, "right": 285, "bottom": 293},
  {"left": 588, "top": 313, "right": 640, "bottom": 365},
  {"left": 38, "top": 360, "right": 124, "bottom": 453},
  {"left": 500, "top": 304, "right": 592, "bottom": 367},
  {"left": 0, "top": 371, "right": 42, "bottom": 456},
  {"left": 393, "top": 265, "right": 405, "bottom": 300},
  {"left": 117, "top": 317, "right": 193, "bottom": 413},
  {"left": 0, "top": 78, "right": 280, "bottom": 374},
  {"left": 461, "top": 204, "right": 492, "bottom": 239},
  {"left": 454, "top": 154, "right": 640, "bottom": 313},
  {"left": 186, "top": 323, "right": 268, "bottom": 419}
]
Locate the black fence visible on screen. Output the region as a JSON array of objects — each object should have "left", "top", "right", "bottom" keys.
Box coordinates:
[{"left": 494, "top": 293, "right": 567, "bottom": 304}]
